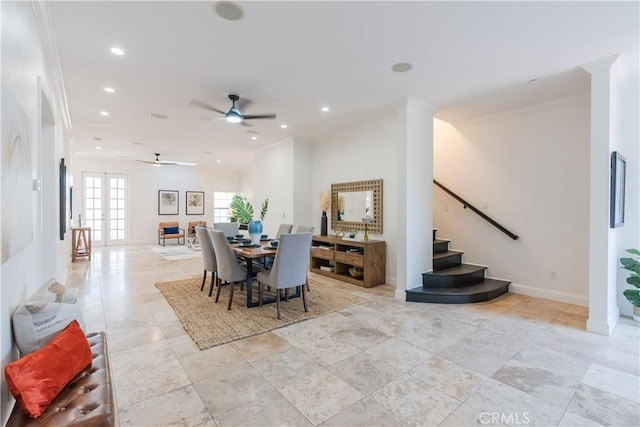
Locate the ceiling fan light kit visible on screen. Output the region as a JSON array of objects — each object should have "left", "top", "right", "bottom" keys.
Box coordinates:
[{"left": 190, "top": 93, "right": 276, "bottom": 125}]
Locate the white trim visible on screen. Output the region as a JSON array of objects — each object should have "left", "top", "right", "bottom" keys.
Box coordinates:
[
  {"left": 581, "top": 54, "right": 621, "bottom": 74},
  {"left": 587, "top": 306, "right": 619, "bottom": 336},
  {"left": 509, "top": 282, "right": 589, "bottom": 307}
]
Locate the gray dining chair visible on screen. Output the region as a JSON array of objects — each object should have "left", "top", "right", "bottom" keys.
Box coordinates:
[
  {"left": 294, "top": 225, "right": 314, "bottom": 234},
  {"left": 210, "top": 230, "right": 247, "bottom": 310},
  {"left": 275, "top": 223, "right": 293, "bottom": 239},
  {"left": 213, "top": 222, "right": 240, "bottom": 238},
  {"left": 256, "top": 232, "right": 313, "bottom": 319},
  {"left": 195, "top": 226, "right": 218, "bottom": 296}
]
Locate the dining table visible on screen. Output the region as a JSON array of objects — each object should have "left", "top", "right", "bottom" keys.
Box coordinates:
[{"left": 230, "top": 240, "right": 301, "bottom": 308}]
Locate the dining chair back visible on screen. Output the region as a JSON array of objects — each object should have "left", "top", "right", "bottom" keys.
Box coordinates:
[
  {"left": 213, "top": 222, "right": 240, "bottom": 238},
  {"left": 210, "top": 230, "right": 247, "bottom": 310},
  {"left": 195, "top": 226, "right": 217, "bottom": 296},
  {"left": 256, "top": 232, "right": 313, "bottom": 319},
  {"left": 275, "top": 223, "right": 293, "bottom": 239},
  {"left": 294, "top": 225, "right": 314, "bottom": 234}
]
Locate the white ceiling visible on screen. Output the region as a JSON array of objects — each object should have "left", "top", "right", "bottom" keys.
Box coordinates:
[{"left": 48, "top": 1, "right": 639, "bottom": 170}]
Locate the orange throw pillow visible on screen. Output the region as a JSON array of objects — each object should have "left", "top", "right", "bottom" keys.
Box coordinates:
[{"left": 4, "top": 320, "right": 92, "bottom": 418}]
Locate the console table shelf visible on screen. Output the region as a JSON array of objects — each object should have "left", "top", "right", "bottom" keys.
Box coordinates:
[{"left": 310, "top": 235, "right": 385, "bottom": 288}]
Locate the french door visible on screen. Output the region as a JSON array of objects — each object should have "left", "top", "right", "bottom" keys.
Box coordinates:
[{"left": 82, "top": 172, "right": 127, "bottom": 246}]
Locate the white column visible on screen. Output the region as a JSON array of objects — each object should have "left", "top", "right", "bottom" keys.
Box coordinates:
[
  {"left": 395, "top": 98, "right": 437, "bottom": 300},
  {"left": 581, "top": 55, "right": 621, "bottom": 335}
]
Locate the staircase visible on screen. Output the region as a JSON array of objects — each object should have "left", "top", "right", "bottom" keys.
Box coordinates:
[{"left": 405, "top": 230, "right": 510, "bottom": 304}]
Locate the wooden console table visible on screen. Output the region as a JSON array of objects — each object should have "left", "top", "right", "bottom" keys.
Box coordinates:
[
  {"left": 71, "top": 227, "right": 92, "bottom": 261},
  {"left": 310, "top": 235, "right": 385, "bottom": 287}
]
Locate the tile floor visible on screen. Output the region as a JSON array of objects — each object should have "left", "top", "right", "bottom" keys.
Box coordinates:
[{"left": 68, "top": 246, "right": 640, "bottom": 427}]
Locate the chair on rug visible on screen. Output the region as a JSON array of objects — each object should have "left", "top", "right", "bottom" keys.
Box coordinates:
[
  {"left": 275, "top": 223, "right": 293, "bottom": 240},
  {"left": 294, "top": 225, "right": 315, "bottom": 233},
  {"left": 257, "top": 232, "right": 313, "bottom": 319},
  {"left": 158, "top": 222, "right": 185, "bottom": 246},
  {"left": 211, "top": 230, "right": 247, "bottom": 310},
  {"left": 213, "top": 222, "right": 240, "bottom": 238},
  {"left": 195, "top": 226, "right": 218, "bottom": 296}
]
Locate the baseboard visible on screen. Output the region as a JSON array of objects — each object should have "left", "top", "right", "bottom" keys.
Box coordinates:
[
  {"left": 509, "top": 282, "right": 588, "bottom": 307},
  {"left": 586, "top": 306, "right": 620, "bottom": 336}
]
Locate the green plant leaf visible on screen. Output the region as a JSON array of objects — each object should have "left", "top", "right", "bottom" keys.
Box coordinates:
[
  {"left": 627, "top": 276, "right": 640, "bottom": 288},
  {"left": 259, "top": 198, "right": 269, "bottom": 221},
  {"left": 625, "top": 248, "right": 640, "bottom": 257},
  {"left": 229, "top": 194, "right": 254, "bottom": 224},
  {"left": 620, "top": 257, "right": 640, "bottom": 275},
  {"left": 623, "top": 289, "right": 640, "bottom": 306}
]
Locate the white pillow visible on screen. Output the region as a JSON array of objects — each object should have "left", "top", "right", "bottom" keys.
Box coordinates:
[
  {"left": 29, "top": 278, "right": 77, "bottom": 304},
  {"left": 12, "top": 301, "right": 86, "bottom": 355}
]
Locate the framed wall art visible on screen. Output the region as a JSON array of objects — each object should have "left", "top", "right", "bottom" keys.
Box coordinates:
[
  {"left": 186, "top": 191, "right": 204, "bottom": 215},
  {"left": 610, "top": 151, "right": 626, "bottom": 228},
  {"left": 158, "top": 190, "right": 179, "bottom": 215}
]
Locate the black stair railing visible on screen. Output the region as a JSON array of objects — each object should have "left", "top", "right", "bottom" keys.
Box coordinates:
[{"left": 433, "top": 180, "right": 519, "bottom": 240}]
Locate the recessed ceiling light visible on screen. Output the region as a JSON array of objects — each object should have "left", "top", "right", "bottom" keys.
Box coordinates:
[
  {"left": 391, "top": 62, "right": 413, "bottom": 73},
  {"left": 130, "top": 141, "right": 144, "bottom": 145},
  {"left": 110, "top": 47, "right": 124, "bottom": 56},
  {"left": 96, "top": 146, "right": 102, "bottom": 150},
  {"left": 216, "top": 159, "right": 221, "bottom": 163},
  {"left": 149, "top": 112, "right": 168, "bottom": 120},
  {"left": 251, "top": 136, "right": 257, "bottom": 140},
  {"left": 104, "top": 87, "right": 115, "bottom": 93},
  {"left": 321, "top": 106, "right": 330, "bottom": 112},
  {"left": 214, "top": 1, "right": 244, "bottom": 21},
  {"left": 280, "top": 124, "right": 288, "bottom": 129},
  {"left": 94, "top": 137, "right": 102, "bottom": 141},
  {"left": 202, "top": 150, "right": 212, "bottom": 154},
  {"left": 100, "top": 111, "right": 109, "bottom": 116},
  {"left": 528, "top": 78, "right": 540, "bottom": 84}
]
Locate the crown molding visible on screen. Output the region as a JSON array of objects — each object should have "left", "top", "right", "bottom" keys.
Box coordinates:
[
  {"left": 31, "top": 0, "right": 72, "bottom": 130},
  {"left": 581, "top": 54, "right": 621, "bottom": 74}
]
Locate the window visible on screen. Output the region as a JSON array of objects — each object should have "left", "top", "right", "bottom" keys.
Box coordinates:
[{"left": 213, "top": 192, "right": 235, "bottom": 223}]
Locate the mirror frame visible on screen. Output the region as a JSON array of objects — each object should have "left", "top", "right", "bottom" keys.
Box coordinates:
[{"left": 331, "top": 179, "right": 383, "bottom": 234}]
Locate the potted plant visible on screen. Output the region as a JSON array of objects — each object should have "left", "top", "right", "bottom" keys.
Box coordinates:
[
  {"left": 620, "top": 248, "right": 640, "bottom": 321},
  {"left": 230, "top": 194, "right": 268, "bottom": 243}
]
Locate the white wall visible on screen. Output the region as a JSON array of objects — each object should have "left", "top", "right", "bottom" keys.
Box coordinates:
[
  {"left": 71, "top": 156, "right": 242, "bottom": 245},
  {"left": 1, "top": 2, "right": 72, "bottom": 422},
  {"left": 434, "top": 96, "right": 591, "bottom": 305},
  {"left": 311, "top": 118, "right": 399, "bottom": 285}
]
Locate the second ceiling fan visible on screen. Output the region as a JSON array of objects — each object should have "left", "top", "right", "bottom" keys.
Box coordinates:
[{"left": 190, "top": 94, "right": 276, "bottom": 125}]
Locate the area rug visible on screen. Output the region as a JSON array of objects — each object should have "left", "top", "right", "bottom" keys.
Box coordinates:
[
  {"left": 151, "top": 245, "right": 201, "bottom": 261},
  {"left": 155, "top": 277, "right": 366, "bottom": 349}
]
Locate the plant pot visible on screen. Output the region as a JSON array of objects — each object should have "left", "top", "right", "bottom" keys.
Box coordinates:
[
  {"left": 320, "top": 212, "right": 328, "bottom": 236},
  {"left": 633, "top": 305, "right": 640, "bottom": 322},
  {"left": 248, "top": 220, "right": 263, "bottom": 245}
]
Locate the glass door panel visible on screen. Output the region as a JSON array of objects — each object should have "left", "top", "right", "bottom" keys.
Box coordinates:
[{"left": 82, "top": 173, "right": 127, "bottom": 247}]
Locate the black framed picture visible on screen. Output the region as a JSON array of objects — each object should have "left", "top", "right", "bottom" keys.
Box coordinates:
[
  {"left": 158, "top": 190, "right": 179, "bottom": 215},
  {"left": 186, "top": 191, "right": 204, "bottom": 215},
  {"left": 610, "top": 151, "right": 626, "bottom": 228},
  {"left": 59, "top": 158, "right": 66, "bottom": 239}
]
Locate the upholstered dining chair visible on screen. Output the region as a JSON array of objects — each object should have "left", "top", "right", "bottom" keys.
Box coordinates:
[
  {"left": 210, "top": 230, "right": 247, "bottom": 310},
  {"left": 213, "top": 222, "right": 240, "bottom": 238},
  {"left": 294, "top": 225, "right": 314, "bottom": 233},
  {"left": 275, "top": 223, "right": 293, "bottom": 240},
  {"left": 195, "top": 226, "right": 218, "bottom": 296},
  {"left": 256, "top": 232, "right": 313, "bottom": 319}
]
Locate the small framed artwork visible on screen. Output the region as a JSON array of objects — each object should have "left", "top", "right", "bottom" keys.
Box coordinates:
[
  {"left": 158, "top": 190, "right": 179, "bottom": 215},
  {"left": 186, "top": 191, "right": 205, "bottom": 215},
  {"left": 610, "top": 151, "right": 626, "bottom": 228}
]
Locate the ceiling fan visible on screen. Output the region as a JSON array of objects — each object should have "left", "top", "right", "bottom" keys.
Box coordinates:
[
  {"left": 189, "top": 94, "right": 276, "bottom": 125},
  {"left": 136, "top": 153, "right": 196, "bottom": 167}
]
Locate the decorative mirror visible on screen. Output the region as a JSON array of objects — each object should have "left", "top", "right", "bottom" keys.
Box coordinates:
[{"left": 331, "top": 179, "right": 383, "bottom": 234}]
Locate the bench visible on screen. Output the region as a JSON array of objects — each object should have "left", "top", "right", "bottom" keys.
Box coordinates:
[
  {"left": 6, "top": 332, "right": 115, "bottom": 427},
  {"left": 158, "top": 221, "right": 185, "bottom": 246}
]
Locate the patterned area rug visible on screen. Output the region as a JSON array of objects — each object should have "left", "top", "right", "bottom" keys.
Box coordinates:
[
  {"left": 151, "top": 245, "right": 201, "bottom": 261},
  {"left": 155, "top": 277, "right": 366, "bottom": 349}
]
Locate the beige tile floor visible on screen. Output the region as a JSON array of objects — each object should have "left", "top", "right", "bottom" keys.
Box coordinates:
[{"left": 68, "top": 245, "right": 640, "bottom": 427}]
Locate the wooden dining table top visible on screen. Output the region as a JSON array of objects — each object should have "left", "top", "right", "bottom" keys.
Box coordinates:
[{"left": 230, "top": 241, "right": 277, "bottom": 259}]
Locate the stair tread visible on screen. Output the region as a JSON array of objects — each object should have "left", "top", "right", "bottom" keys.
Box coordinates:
[
  {"left": 407, "top": 278, "right": 510, "bottom": 296},
  {"left": 433, "top": 250, "right": 463, "bottom": 260},
  {"left": 434, "top": 238, "right": 449, "bottom": 244},
  {"left": 425, "top": 263, "right": 486, "bottom": 276}
]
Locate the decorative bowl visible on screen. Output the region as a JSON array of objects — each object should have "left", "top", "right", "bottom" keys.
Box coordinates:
[{"left": 348, "top": 268, "right": 363, "bottom": 278}]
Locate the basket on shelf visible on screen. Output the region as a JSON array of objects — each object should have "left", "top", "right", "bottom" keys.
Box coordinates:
[{"left": 348, "top": 268, "right": 363, "bottom": 278}]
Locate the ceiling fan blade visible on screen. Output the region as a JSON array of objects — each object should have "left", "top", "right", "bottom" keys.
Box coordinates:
[
  {"left": 135, "top": 160, "right": 154, "bottom": 164},
  {"left": 243, "top": 113, "right": 277, "bottom": 120},
  {"left": 160, "top": 160, "right": 197, "bottom": 166},
  {"left": 189, "top": 100, "right": 226, "bottom": 115},
  {"left": 236, "top": 97, "right": 254, "bottom": 112}
]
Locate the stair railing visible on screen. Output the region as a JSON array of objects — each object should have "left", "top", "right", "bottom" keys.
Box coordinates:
[{"left": 433, "top": 180, "right": 519, "bottom": 240}]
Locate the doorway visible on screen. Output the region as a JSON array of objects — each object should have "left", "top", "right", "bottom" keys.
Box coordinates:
[{"left": 82, "top": 172, "right": 127, "bottom": 246}]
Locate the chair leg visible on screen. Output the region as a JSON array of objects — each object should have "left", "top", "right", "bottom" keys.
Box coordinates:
[
  {"left": 215, "top": 278, "right": 223, "bottom": 303},
  {"left": 276, "top": 289, "right": 281, "bottom": 319},
  {"left": 201, "top": 270, "right": 207, "bottom": 291},
  {"left": 301, "top": 285, "right": 308, "bottom": 312},
  {"left": 208, "top": 273, "right": 217, "bottom": 297},
  {"left": 227, "top": 282, "right": 235, "bottom": 310}
]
